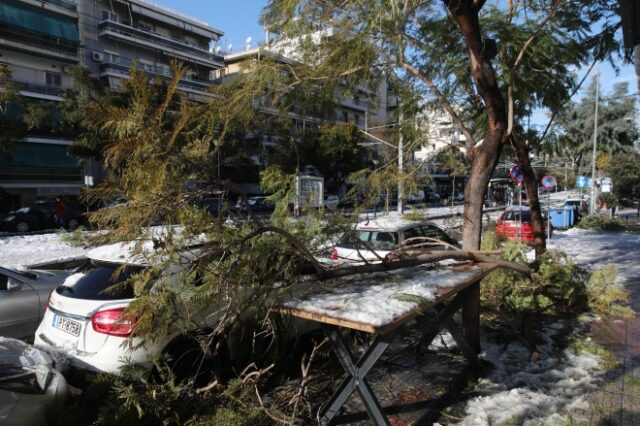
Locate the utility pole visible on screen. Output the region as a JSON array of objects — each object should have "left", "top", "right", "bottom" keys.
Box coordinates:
[
  {"left": 398, "top": 106, "right": 403, "bottom": 215},
  {"left": 590, "top": 70, "right": 599, "bottom": 215}
]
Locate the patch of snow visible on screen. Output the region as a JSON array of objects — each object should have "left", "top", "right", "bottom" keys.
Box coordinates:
[
  {"left": 550, "top": 228, "right": 640, "bottom": 283},
  {"left": 453, "top": 322, "right": 601, "bottom": 425},
  {"left": 283, "top": 266, "right": 476, "bottom": 326},
  {"left": 0, "top": 234, "right": 88, "bottom": 270}
]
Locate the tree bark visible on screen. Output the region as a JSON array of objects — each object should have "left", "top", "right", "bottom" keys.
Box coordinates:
[
  {"left": 511, "top": 135, "right": 547, "bottom": 256},
  {"left": 445, "top": 0, "right": 509, "bottom": 353}
]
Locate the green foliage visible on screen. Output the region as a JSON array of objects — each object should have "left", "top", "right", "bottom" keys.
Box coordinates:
[
  {"left": 403, "top": 209, "right": 426, "bottom": 221},
  {"left": 59, "top": 227, "right": 90, "bottom": 248},
  {"left": 577, "top": 214, "right": 627, "bottom": 231},
  {"left": 602, "top": 152, "right": 640, "bottom": 207},
  {"left": 587, "top": 265, "right": 634, "bottom": 318},
  {"left": 556, "top": 80, "right": 637, "bottom": 173},
  {"left": 52, "top": 358, "right": 276, "bottom": 426}
]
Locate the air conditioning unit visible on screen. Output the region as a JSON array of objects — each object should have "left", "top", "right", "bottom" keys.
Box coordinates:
[
  {"left": 92, "top": 51, "right": 105, "bottom": 62},
  {"left": 62, "top": 65, "right": 73, "bottom": 73}
]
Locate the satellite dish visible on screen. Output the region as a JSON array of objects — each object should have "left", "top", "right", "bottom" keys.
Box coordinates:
[
  {"left": 214, "top": 46, "right": 221, "bottom": 54},
  {"left": 245, "top": 36, "right": 252, "bottom": 44},
  {"left": 227, "top": 44, "right": 233, "bottom": 51}
]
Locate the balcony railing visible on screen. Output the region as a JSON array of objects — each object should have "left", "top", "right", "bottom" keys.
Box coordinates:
[
  {"left": 98, "top": 20, "right": 224, "bottom": 67},
  {"left": 0, "top": 27, "right": 78, "bottom": 56},
  {"left": 40, "top": 0, "right": 77, "bottom": 12},
  {"left": 99, "top": 59, "right": 213, "bottom": 88},
  {"left": 7, "top": 63, "right": 72, "bottom": 96}
]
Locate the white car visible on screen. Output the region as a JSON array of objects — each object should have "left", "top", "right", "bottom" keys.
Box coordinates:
[
  {"left": 324, "top": 194, "right": 340, "bottom": 210},
  {"left": 34, "top": 239, "right": 312, "bottom": 382},
  {"left": 328, "top": 219, "right": 458, "bottom": 265}
]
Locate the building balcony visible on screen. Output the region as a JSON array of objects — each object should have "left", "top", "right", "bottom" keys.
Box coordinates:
[
  {"left": 7, "top": 63, "right": 73, "bottom": 99},
  {"left": 99, "top": 60, "right": 217, "bottom": 100},
  {"left": 97, "top": 20, "right": 224, "bottom": 69},
  {"left": 38, "top": 0, "right": 76, "bottom": 12}
]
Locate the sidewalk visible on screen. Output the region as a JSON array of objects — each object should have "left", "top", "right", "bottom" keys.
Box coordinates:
[{"left": 551, "top": 220, "right": 640, "bottom": 424}]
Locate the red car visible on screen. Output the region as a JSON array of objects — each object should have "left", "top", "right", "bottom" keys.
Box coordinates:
[{"left": 495, "top": 206, "right": 552, "bottom": 242}]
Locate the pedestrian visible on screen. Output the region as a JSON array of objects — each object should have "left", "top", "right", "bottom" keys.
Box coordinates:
[{"left": 55, "top": 196, "right": 67, "bottom": 228}]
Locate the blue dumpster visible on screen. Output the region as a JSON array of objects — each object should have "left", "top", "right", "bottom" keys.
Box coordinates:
[{"left": 549, "top": 207, "right": 575, "bottom": 229}]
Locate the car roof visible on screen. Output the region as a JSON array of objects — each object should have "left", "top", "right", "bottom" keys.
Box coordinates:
[
  {"left": 503, "top": 206, "right": 530, "bottom": 212},
  {"left": 355, "top": 218, "right": 428, "bottom": 232},
  {"left": 87, "top": 227, "right": 206, "bottom": 266}
]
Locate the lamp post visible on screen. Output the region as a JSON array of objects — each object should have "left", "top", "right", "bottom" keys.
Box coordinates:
[
  {"left": 590, "top": 70, "right": 599, "bottom": 215},
  {"left": 360, "top": 106, "right": 405, "bottom": 215}
]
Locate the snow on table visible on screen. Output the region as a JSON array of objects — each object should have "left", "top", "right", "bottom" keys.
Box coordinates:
[{"left": 278, "top": 264, "right": 491, "bottom": 333}]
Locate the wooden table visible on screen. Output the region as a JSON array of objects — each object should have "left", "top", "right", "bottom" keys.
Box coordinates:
[{"left": 274, "top": 262, "right": 497, "bottom": 425}]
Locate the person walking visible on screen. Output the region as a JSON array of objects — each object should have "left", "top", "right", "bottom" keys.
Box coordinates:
[{"left": 55, "top": 196, "right": 67, "bottom": 228}]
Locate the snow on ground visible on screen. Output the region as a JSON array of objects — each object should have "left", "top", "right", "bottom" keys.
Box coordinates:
[
  {"left": 448, "top": 323, "right": 600, "bottom": 425},
  {"left": 447, "top": 227, "right": 640, "bottom": 425},
  {"left": 549, "top": 227, "right": 640, "bottom": 283},
  {"left": 0, "top": 233, "right": 89, "bottom": 270}
]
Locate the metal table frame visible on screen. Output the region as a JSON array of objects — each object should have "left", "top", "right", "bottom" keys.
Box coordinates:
[{"left": 320, "top": 287, "right": 480, "bottom": 425}]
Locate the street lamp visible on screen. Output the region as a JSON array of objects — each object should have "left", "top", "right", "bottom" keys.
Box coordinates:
[
  {"left": 590, "top": 70, "right": 600, "bottom": 215},
  {"left": 358, "top": 125, "right": 404, "bottom": 214}
]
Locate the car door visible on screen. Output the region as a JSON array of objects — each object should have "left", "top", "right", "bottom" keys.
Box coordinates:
[{"left": 0, "top": 271, "right": 41, "bottom": 339}]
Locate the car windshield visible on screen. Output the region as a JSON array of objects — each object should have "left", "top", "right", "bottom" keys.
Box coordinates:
[
  {"left": 56, "top": 262, "right": 142, "bottom": 300},
  {"left": 503, "top": 211, "right": 531, "bottom": 221},
  {"left": 339, "top": 230, "right": 398, "bottom": 251}
]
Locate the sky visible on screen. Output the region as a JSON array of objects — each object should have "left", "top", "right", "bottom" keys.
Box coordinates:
[
  {"left": 154, "top": 0, "right": 637, "bottom": 126},
  {"left": 152, "top": 0, "right": 268, "bottom": 53}
]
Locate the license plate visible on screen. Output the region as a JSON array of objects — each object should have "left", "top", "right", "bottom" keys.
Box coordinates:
[{"left": 52, "top": 315, "right": 81, "bottom": 337}]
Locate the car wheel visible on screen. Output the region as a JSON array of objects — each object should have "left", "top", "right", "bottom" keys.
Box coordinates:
[
  {"left": 16, "top": 221, "right": 29, "bottom": 233},
  {"left": 67, "top": 219, "right": 80, "bottom": 230},
  {"left": 166, "top": 335, "right": 230, "bottom": 387}
]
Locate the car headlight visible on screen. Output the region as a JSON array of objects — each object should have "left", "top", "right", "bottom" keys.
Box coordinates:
[{"left": 3, "top": 216, "right": 15, "bottom": 222}]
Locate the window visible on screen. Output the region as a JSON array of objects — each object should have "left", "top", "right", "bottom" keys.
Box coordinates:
[
  {"left": 342, "top": 112, "right": 349, "bottom": 122},
  {"left": 102, "top": 10, "right": 117, "bottom": 22},
  {"left": 354, "top": 114, "right": 361, "bottom": 125},
  {"left": 353, "top": 94, "right": 360, "bottom": 105},
  {"left": 105, "top": 51, "right": 120, "bottom": 64},
  {"left": 45, "top": 72, "right": 61, "bottom": 87},
  {"left": 138, "top": 59, "right": 154, "bottom": 72}
]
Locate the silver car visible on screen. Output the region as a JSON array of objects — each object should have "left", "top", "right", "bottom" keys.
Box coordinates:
[{"left": 0, "top": 261, "right": 86, "bottom": 339}]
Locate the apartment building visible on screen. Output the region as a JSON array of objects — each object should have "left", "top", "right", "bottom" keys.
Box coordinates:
[
  {"left": 82, "top": 0, "right": 224, "bottom": 102},
  {"left": 0, "top": 0, "right": 224, "bottom": 209},
  {"left": 221, "top": 45, "right": 396, "bottom": 190}
]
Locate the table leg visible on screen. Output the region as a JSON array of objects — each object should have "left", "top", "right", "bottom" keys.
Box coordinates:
[{"left": 321, "top": 325, "right": 396, "bottom": 426}]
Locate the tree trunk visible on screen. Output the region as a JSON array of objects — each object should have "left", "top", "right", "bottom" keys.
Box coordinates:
[
  {"left": 511, "top": 135, "right": 547, "bottom": 256},
  {"left": 446, "top": 1, "right": 509, "bottom": 353}
]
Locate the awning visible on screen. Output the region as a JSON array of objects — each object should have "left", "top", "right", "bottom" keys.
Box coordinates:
[
  {"left": 0, "top": 142, "right": 79, "bottom": 169},
  {"left": 0, "top": 0, "right": 79, "bottom": 43}
]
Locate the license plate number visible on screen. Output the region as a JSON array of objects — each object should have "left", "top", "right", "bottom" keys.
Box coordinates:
[{"left": 53, "top": 315, "right": 81, "bottom": 337}]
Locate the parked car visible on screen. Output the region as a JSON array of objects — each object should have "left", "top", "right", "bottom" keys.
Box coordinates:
[
  {"left": 0, "top": 264, "right": 85, "bottom": 339},
  {"left": 423, "top": 188, "right": 441, "bottom": 203},
  {"left": 34, "top": 240, "right": 312, "bottom": 382},
  {"left": 495, "top": 206, "right": 552, "bottom": 243},
  {"left": 407, "top": 190, "right": 425, "bottom": 204},
  {"left": 0, "top": 201, "right": 86, "bottom": 233},
  {"left": 235, "top": 196, "right": 275, "bottom": 215},
  {"left": 324, "top": 194, "right": 340, "bottom": 210},
  {"left": 329, "top": 219, "right": 459, "bottom": 265},
  {"left": 0, "top": 337, "right": 68, "bottom": 426}
]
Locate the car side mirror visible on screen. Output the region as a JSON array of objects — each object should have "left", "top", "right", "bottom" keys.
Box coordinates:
[{"left": 6, "top": 280, "right": 23, "bottom": 291}]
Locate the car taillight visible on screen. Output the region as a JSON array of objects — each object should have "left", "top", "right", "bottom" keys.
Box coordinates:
[
  {"left": 331, "top": 247, "right": 338, "bottom": 261},
  {"left": 91, "top": 307, "right": 137, "bottom": 337},
  {"left": 496, "top": 217, "right": 503, "bottom": 225}
]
